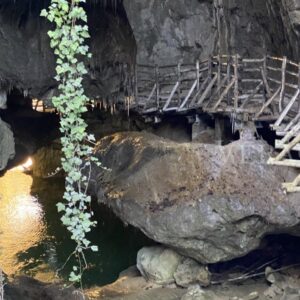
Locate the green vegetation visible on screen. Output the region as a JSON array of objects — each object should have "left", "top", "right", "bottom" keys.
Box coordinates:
[{"left": 41, "top": 0, "right": 99, "bottom": 283}]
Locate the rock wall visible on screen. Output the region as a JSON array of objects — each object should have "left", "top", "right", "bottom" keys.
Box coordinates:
[
  {"left": 0, "top": 118, "right": 15, "bottom": 171},
  {"left": 123, "top": 0, "right": 215, "bottom": 64},
  {"left": 123, "top": 0, "right": 300, "bottom": 64},
  {"left": 0, "top": 0, "right": 135, "bottom": 100}
]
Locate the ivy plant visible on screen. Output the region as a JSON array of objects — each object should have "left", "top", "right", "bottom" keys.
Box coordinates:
[{"left": 41, "top": 0, "right": 99, "bottom": 283}]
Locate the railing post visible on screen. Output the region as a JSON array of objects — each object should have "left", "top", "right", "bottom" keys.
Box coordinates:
[
  {"left": 217, "top": 54, "right": 221, "bottom": 97},
  {"left": 177, "top": 63, "right": 181, "bottom": 106},
  {"left": 279, "top": 56, "right": 287, "bottom": 112},
  {"left": 234, "top": 54, "right": 239, "bottom": 110},
  {"left": 155, "top": 64, "right": 159, "bottom": 109},
  {"left": 208, "top": 56, "right": 212, "bottom": 98},
  {"left": 226, "top": 56, "right": 231, "bottom": 105},
  {"left": 196, "top": 60, "right": 200, "bottom": 91}
]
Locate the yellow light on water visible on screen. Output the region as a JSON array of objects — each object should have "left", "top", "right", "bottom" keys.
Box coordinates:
[
  {"left": 12, "top": 157, "right": 33, "bottom": 172},
  {"left": 0, "top": 167, "right": 45, "bottom": 276}
]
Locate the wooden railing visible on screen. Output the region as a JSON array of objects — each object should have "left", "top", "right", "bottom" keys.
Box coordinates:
[
  {"left": 117, "top": 54, "right": 300, "bottom": 193},
  {"left": 128, "top": 55, "right": 300, "bottom": 122}
]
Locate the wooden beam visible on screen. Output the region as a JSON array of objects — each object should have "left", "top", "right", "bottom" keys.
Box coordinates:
[
  {"left": 189, "top": 77, "right": 210, "bottom": 108},
  {"left": 212, "top": 77, "right": 235, "bottom": 111},
  {"left": 196, "top": 74, "right": 218, "bottom": 106},
  {"left": 178, "top": 80, "right": 198, "bottom": 111},
  {"left": 254, "top": 86, "right": 281, "bottom": 118},
  {"left": 274, "top": 134, "right": 300, "bottom": 161},
  {"left": 162, "top": 81, "right": 180, "bottom": 111},
  {"left": 275, "top": 139, "right": 300, "bottom": 151},
  {"left": 279, "top": 56, "right": 287, "bottom": 112},
  {"left": 268, "top": 158, "right": 300, "bottom": 168},
  {"left": 274, "top": 89, "right": 300, "bottom": 127}
]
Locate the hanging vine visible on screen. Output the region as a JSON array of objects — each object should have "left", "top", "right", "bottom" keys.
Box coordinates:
[{"left": 41, "top": 0, "right": 99, "bottom": 283}]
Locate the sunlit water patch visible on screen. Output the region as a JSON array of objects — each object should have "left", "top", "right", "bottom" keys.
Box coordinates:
[{"left": 0, "top": 159, "right": 152, "bottom": 287}]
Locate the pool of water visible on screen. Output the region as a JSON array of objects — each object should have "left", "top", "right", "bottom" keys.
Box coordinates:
[{"left": 0, "top": 164, "right": 152, "bottom": 287}]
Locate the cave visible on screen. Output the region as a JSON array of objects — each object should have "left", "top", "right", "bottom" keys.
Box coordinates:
[{"left": 0, "top": 1, "right": 300, "bottom": 300}]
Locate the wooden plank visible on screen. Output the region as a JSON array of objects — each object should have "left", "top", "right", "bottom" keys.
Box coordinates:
[
  {"left": 196, "top": 74, "right": 218, "bottom": 106},
  {"left": 275, "top": 139, "right": 300, "bottom": 151},
  {"left": 254, "top": 86, "right": 281, "bottom": 118},
  {"left": 274, "top": 89, "right": 300, "bottom": 127},
  {"left": 284, "top": 112, "right": 300, "bottom": 132},
  {"left": 268, "top": 158, "right": 300, "bottom": 168},
  {"left": 211, "top": 77, "right": 235, "bottom": 110},
  {"left": 281, "top": 122, "right": 300, "bottom": 144},
  {"left": 162, "top": 81, "right": 180, "bottom": 111},
  {"left": 178, "top": 80, "right": 197, "bottom": 111},
  {"left": 279, "top": 56, "right": 287, "bottom": 112},
  {"left": 275, "top": 134, "right": 300, "bottom": 161},
  {"left": 242, "top": 58, "right": 264, "bottom": 63}
]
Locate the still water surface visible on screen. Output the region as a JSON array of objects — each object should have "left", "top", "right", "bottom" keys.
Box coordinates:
[{"left": 0, "top": 164, "right": 151, "bottom": 287}]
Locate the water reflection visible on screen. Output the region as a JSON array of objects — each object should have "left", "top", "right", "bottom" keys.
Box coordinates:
[
  {"left": 0, "top": 169, "right": 45, "bottom": 276},
  {"left": 0, "top": 158, "right": 152, "bottom": 287}
]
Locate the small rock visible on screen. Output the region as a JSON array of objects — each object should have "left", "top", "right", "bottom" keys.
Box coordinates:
[
  {"left": 137, "top": 246, "right": 182, "bottom": 285},
  {"left": 246, "top": 291, "right": 259, "bottom": 300},
  {"left": 265, "top": 267, "right": 283, "bottom": 284},
  {"left": 174, "top": 258, "right": 211, "bottom": 287},
  {"left": 181, "top": 285, "right": 214, "bottom": 300}
]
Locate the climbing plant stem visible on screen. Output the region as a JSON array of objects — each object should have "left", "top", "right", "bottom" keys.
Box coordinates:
[{"left": 41, "top": 0, "right": 99, "bottom": 283}]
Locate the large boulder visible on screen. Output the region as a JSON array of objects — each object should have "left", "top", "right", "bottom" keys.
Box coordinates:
[
  {"left": 91, "top": 131, "right": 300, "bottom": 264},
  {"left": 0, "top": 118, "right": 15, "bottom": 171}
]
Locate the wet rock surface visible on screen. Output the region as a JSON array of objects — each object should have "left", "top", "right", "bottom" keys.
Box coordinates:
[
  {"left": 0, "top": 118, "right": 15, "bottom": 171},
  {"left": 4, "top": 276, "right": 83, "bottom": 300},
  {"left": 91, "top": 131, "right": 300, "bottom": 264}
]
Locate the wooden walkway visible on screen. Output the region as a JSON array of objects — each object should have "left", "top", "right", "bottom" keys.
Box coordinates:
[{"left": 110, "top": 55, "right": 300, "bottom": 193}]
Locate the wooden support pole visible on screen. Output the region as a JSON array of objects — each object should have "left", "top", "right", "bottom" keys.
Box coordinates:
[
  {"left": 279, "top": 56, "right": 287, "bottom": 112},
  {"left": 196, "top": 60, "right": 200, "bottom": 91},
  {"left": 262, "top": 54, "right": 269, "bottom": 100},
  {"left": 226, "top": 56, "right": 231, "bottom": 105},
  {"left": 234, "top": 54, "right": 239, "bottom": 110},
  {"left": 217, "top": 54, "right": 222, "bottom": 97},
  {"left": 177, "top": 63, "right": 181, "bottom": 106},
  {"left": 155, "top": 65, "right": 159, "bottom": 109}
]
